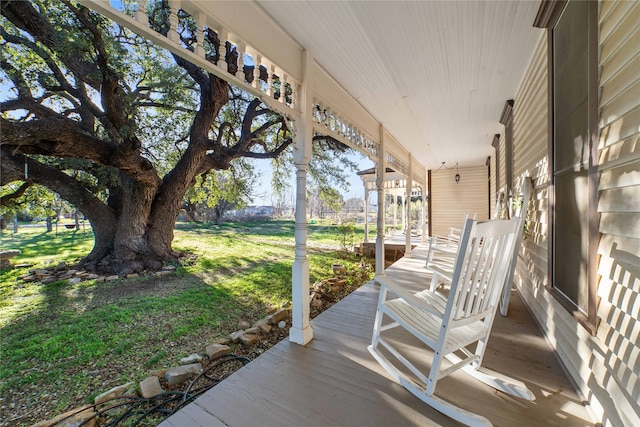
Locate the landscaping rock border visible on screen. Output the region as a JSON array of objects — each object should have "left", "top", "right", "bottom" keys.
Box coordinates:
[
  {"left": 16, "top": 263, "right": 178, "bottom": 285},
  {"left": 32, "top": 308, "right": 293, "bottom": 427}
]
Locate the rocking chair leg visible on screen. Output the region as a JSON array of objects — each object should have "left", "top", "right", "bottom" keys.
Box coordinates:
[
  {"left": 370, "top": 281, "right": 389, "bottom": 349},
  {"left": 399, "top": 377, "right": 493, "bottom": 427},
  {"left": 368, "top": 345, "right": 494, "bottom": 427},
  {"left": 499, "top": 283, "right": 512, "bottom": 317},
  {"left": 429, "top": 273, "right": 439, "bottom": 292}
]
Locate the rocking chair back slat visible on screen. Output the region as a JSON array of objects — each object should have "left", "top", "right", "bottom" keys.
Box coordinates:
[{"left": 447, "top": 219, "right": 518, "bottom": 323}]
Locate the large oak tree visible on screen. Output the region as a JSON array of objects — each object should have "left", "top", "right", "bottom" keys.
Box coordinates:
[{"left": 1, "top": 1, "right": 353, "bottom": 275}]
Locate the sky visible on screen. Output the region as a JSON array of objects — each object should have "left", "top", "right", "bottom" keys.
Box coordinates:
[{"left": 249, "top": 152, "right": 375, "bottom": 207}]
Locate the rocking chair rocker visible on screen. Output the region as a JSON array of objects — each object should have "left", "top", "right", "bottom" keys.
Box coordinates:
[{"left": 368, "top": 218, "right": 535, "bottom": 426}]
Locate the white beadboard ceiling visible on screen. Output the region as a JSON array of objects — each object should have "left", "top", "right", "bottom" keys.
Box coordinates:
[{"left": 256, "top": 0, "right": 542, "bottom": 170}]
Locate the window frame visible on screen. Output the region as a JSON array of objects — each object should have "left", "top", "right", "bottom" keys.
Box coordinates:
[
  {"left": 499, "top": 100, "right": 515, "bottom": 198},
  {"left": 491, "top": 133, "right": 501, "bottom": 216},
  {"left": 536, "top": 0, "right": 600, "bottom": 334}
]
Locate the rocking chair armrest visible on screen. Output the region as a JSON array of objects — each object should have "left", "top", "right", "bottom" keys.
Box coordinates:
[
  {"left": 432, "top": 244, "right": 458, "bottom": 255},
  {"left": 430, "top": 236, "right": 458, "bottom": 249},
  {"left": 428, "top": 264, "right": 454, "bottom": 282},
  {"left": 375, "top": 275, "right": 445, "bottom": 319}
]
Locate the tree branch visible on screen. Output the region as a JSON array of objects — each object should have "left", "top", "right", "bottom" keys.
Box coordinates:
[
  {"left": 241, "top": 98, "right": 263, "bottom": 138},
  {"left": 2, "top": 6, "right": 111, "bottom": 132},
  {"left": 1, "top": 1, "right": 103, "bottom": 89},
  {"left": 213, "top": 122, "right": 236, "bottom": 146},
  {"left": 1, "top": 27, "right": 78, "bottom": 96},
  {"left": 61, "top": 0, "right": 128, "bottom": 131},
  {"left": 0, "top": 182, "right": 32, "bottom": 207},
  {"left": 312, "top": 134, "right": 349, "bottom": 152},
  {"left": 240, "top": 138, "right": 293, "bottom": 159},
  {"left": 1, "top": 117, "right": 115, "bottom": 159},
  {"left": 1, "top": 118, "right": 160, "bottom": 185},
  {"left": 136, "top": 101, "right": 196, "bottom": 113},
  {"left": 1, "top": 151, "right": 117, "bottom": 226}
]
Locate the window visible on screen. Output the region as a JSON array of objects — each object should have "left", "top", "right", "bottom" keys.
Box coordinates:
[{"left": 537, "top": 0, "right": 599, "bottom": 331}]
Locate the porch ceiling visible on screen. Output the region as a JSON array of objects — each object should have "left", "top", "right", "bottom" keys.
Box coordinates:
[{"left": 256, "top": 0, "right": 542, "bottom": 170}]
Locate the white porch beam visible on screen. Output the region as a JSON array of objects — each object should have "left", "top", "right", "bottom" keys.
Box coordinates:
[
  {"left": 313, "top": 67, "right": 380, "bottom": 142},
  {"left": 363, "top": 178, "right": 370, "bottom": 244},
  {"left": 376, "top": 125, "right": 386, "bottom": 276},
  {"left": 79, "top": 0, "right": 300, "bottom": 121},
  {"left": 290, "top": 51, "right": 314, "bottom": 346},
  {"left": 405, "top": 155, "right": 413, "bottom": 257},
  {"left": 184, "top": 0, "right": 303, "bottom": 81}
]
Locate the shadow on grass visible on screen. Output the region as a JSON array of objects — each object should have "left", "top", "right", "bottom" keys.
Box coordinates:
[
  {"left": 173, "top": 219, "right": 340, "bottom": 242},
  {"left": 0, "top": 229, "right": 94, "bottom": 267},
  {"left": 0, "top": 264, "right": 289, "bottom": 401},
  {"left": 0, "top": 270, "right": 249, "bottom": 422}
]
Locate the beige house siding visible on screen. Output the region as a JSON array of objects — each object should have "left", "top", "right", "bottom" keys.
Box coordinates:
[
  {"left": 511, "top": 31, "right": 549, "bottom": 295},
  {"left": 510, "top": 4, "right": 640, "bottom": 425},
  {"left": 593, "top": 1, "right": 640, "bottom": 426},
  {"left": 429, "top": 166, "right": 488, "bottom": 237}
]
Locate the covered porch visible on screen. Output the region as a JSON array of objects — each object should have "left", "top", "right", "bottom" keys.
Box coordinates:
[
  {"left": 79, "top": 0, "right": 529, "bottom": 346},
  {"left": 159, "top": 248, "right": 593, "bottom": 426},
  {"left": 73, "top": 0, "right": 612, "bottom": 425}
]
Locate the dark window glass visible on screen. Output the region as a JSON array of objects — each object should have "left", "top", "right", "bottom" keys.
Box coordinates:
[{"left": 552, "top": 0, "right": 589, "bottom": 313}]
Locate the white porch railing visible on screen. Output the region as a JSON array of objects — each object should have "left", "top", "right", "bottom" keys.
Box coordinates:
[
  {"left": 80, "top": 0, "right": 424, "bottom": 173},
  {"left": 312, "top": 97, "right": 379, "bottom": 160},
  {"left": 78, "top": 0, "right": 430, "bottom": 345},
  {"left": 79, "top": 0, "right": 300, "bottom": 121}
]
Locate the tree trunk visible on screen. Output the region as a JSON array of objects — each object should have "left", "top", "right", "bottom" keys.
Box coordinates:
[
  {"left": 182, "top": 202, "right": 199, "bottom": 222},
  {"left": 1, "top": 2, "right": 299, "bottom": 278}
]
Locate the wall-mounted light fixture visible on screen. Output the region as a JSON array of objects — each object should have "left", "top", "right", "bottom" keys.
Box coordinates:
[{"left": 433, "top": 161, "right": 460, "bottom": 183}]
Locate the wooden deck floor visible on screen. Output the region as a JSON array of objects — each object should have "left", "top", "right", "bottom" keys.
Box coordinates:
[{"left": 160, "top": 252, "right": 594, "bottom": 427}]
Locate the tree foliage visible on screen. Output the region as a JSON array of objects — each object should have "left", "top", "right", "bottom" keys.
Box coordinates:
[
  {"left": 0, "top": 1, "right": 355, "bottom": 274},
  {"left": 183, "top": 159, "right": 257, "bottom": 224},
  {"left": 0, "top": 182, "right": 55, "bottom": 222}
]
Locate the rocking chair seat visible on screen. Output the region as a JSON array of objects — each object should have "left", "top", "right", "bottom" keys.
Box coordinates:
[{"left": 384, "top": 296, "right": 488, "bottom": 351}]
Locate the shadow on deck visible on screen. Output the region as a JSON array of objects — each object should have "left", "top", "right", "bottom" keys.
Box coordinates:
[{"left": 159, "top": 248, "right": 594, "bottom": 427}]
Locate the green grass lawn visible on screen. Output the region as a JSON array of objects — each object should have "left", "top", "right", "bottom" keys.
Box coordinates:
[{"left": 0, "top": 219, "right": 373, "bottom": 425}]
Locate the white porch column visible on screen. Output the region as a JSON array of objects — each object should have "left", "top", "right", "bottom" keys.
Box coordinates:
[
  {"left": 363, "top": 179, "right": 370, "bottom": 243},
  {"left": 405, "top": 156, "right": 413, "bottom": 257},
  {"left": 401, "top": 186, "right": 406, "bottom": 235},
  {"left": 376, "top": 125, "right": 386, "bottom": 275},
  {"left": 421, "top": 184, "right": 427, "bottom": 244},
  {"left": 290, "top": 51, "right": 313, "bottom": 346},
  {"left": 392, "top": 187, "right": 397, "bottom": 236}
]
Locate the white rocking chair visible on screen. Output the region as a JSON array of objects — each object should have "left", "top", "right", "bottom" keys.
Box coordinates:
[
  {"left": 368, "top": 218, "right": 535, "bottom": 426},
  {"left": 426, "top": 179, "right": 532, "bottom": 317},
  {"left": 424, "top": 212, "right": 477, "bottom": 271},
  {"left": 498, "top": 178, "right": 533, "bottom": 316}
]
